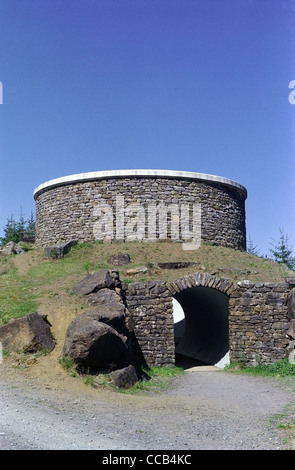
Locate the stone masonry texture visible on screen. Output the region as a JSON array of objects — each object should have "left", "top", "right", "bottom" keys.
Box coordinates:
[
  {"left": 34, "top": 176, "right": 246, "bottom": 250},
  {"left": 124, "top": 274, "right": 292, "bottom": 367}
]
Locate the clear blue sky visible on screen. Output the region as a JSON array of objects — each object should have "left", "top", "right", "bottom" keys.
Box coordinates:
[{"left": 0, "top": 0, "right": 294, "bottom": 256}]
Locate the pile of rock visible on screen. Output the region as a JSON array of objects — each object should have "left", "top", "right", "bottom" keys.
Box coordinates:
[
  {"left": 0, "top": 268, "right": 139, "bottom": 388},
  {"left": 0, "top": 241, "right": 28, "bottom": 255},
  {"left": 62, "top": 269, "right": 139, "bottom": 388}
]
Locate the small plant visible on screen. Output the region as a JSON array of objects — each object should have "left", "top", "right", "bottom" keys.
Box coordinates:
[
  {"left": 84, "top": 375, "right": 96, "bottom": 387},
  {"left": 118, "top": 365, "right": 184, "bottom": 394},
  {"left": 59, "top": 356, "right": 77, "bottom": 376},
  {"left": 83, "top": 261, "right": 91, "bottom": 273}
]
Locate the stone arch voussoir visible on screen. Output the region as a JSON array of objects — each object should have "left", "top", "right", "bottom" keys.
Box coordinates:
[{"left": 167, "top": 272, "right": 237, "bottom": 297}]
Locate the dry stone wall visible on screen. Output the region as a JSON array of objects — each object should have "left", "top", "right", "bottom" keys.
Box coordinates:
[
  {"left": 229, "top": 280, "right": 290, "bottom": 365},
  {"left": 124, "top": 281, "right": 175, "bottom": 368},
  {"left": 34, "top": 171, "right": 247, "bottom": 250},
  {"left": 123, "top": 275, "right": 293, "bottom": 367}
]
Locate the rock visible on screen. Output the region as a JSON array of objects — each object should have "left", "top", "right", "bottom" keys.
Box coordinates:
[
  {"left": 44, "top": 240, "right": 77, "bottom": 259},
  {"left": 14, "top": 243, "right": 25, "bottom": 254},
  {"left": 19, "top": 231, "right": 35, "bottom": 243},
  {"left": 110, "top": 365, "right": 138, "bottom": 389},
  {"left": 286, "top": 277, "right": 295, "bottom": 288},
  {"left": 288, "top": 288, "right": 295, "bottom": 320},
  {"left": 0, "top": 241, "right": 32, "bottom": 255},
  {"left": 88, "top": 288, "right": 124, "bottom": 306},
  {"left": 108, "top": 253, "right": 131, "bottom": 266},
  {"left": 288, "top": 350, "right": 295, "bottom": 364},
  {"left": 0, "top": 241, "right": 16, "bottom": 255},
  {"left": 126, "top": 266, "right": 148, "bottom": 275},
  {"left": 109, "top": 270, "right": 122, "bottom": 288},
  {"left": 158, "top": 261, "right": 196, "bottom": 269},
  {"left": 62, "top": 313, "right": 128, "bottom": 369},
  {"left": 80, "top": 302, "right": 127, "bottom": 335},
  {"left": 0, "top": 313, "right": 55, "bottom": 353},
  {"left": 237, "top": 280, "right": 254, "bottom": 288},
  {"left": 72, "top": 270, "right": 114, "bottom": 295},
  {"left": 286, "top": 319, "right": 295, "bottom": 340}
]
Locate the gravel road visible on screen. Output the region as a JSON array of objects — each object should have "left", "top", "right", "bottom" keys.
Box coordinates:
[{"left": 1, "top": 365, "right": 295, "bottom": 451}]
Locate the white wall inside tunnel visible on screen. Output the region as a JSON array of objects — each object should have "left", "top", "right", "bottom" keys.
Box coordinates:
[{"left": 172, "top": 287, "right": 230, "bottom": 369}]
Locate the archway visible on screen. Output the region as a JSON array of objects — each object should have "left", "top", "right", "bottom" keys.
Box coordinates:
[{"left": 173, "top": 285, "right": 230, "bottom": 368}]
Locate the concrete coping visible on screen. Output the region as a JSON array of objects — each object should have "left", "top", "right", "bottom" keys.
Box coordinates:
[{"left": 33, "top": 169, "right": 247, "bottom": 200}]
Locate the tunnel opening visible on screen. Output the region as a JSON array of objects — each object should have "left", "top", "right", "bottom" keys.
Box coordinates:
[{"left": 173, "top": 286, "right": 230, "bottom": 369}]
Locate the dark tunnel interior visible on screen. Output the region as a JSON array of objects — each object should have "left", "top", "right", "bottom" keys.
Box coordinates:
[{"left": 173, "top": 286, "right": 229, "bottom": 366}]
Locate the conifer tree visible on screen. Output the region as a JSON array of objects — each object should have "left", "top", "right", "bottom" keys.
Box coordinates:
[{"left": 269, "top": 228, "right": 295, "bottom": 271}]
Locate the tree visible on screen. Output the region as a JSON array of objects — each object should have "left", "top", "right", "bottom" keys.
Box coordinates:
[
  {"left": 1, "top": 213, "right": 19, "bottom": 244},
  {"left": 247, "top": 235, "right": 260, "bottom": 256},
  {"left": 269, "top": 228, "right": 295, "bottom": 271},
  {"left": 0, "top": 211, "right": 35, "bottom": 245}
]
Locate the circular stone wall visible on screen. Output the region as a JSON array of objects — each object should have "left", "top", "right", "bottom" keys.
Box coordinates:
[{"left": 33, "top": 169, "right": 247, "bottom": 249}]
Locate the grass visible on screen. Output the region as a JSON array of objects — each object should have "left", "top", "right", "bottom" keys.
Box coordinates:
[
  {"left": 59, "top": 355, "right": 185, "bottom": 394},
  {"left": 225, "top": 359, "right": 295, "bottom": 378},
  {"left": 118, "top": 366, "right": 185, "bottom": 395},
  {"left": 0, "top": 240, "right": 293, "bottom": 326},
  {"left": 0, "top": 262, "right": 39, "bottom": 324}
]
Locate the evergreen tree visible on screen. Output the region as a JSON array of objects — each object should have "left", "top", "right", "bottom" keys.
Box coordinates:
[
  {"left": 1, "top": 213, "right": 19, "bottom": 244},
  {"left": 25, "top": 211, "right": 36, "bottom": 238},
  {"left": 247, "top": 235, "right": 260, "bottom": 256},
  {"left": 269, "top": 228, "right": 295, "bottom": 271},
  {"left": 0, "top": 211, "right": 35, "bottom": 245}
]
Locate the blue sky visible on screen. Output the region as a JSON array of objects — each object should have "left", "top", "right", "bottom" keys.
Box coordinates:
[{"left": 0, "top": 0, "right": 294, "bottom": 256}]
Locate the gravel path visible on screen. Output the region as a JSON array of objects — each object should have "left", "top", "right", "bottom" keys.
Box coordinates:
[{"left": 1, "top": 365, "right": 295, "bottom": 451}]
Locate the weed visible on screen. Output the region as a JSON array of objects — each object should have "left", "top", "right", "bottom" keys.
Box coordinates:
[
  {"left": 118, "top": 366, "right": 185, "bottom": 395},
  {"left": 59, "top": 356, "right": 77, "bottom": 375},
  {"left": 225, "top": 359, "right": 295, "bottom": 377},
  {"left": 84, "top": 375, "right": 96, "bottom": 387}
]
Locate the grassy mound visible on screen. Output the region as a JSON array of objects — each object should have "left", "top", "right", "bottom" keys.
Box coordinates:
[{"left": 0, "top": 241, "right": 293, "bottom": 326}]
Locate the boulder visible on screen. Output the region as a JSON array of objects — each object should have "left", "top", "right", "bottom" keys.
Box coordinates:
[
  {"left": 80, "top": 302, "right": 127, "bottom": 335},
  {"left": 44, "top": 240, "right": 78, "bottom": 259},
  {"left": 158, "top": 261, "right": 196, "bottom": 269},
  {"left": 107, "top": 253, "right": 131, "bottom": 266},
  {"left": 72, "top": 270, "right": 114, "bottom": 295},
  {"left": 62, "top": 313, "right": 128, "bottom": 369},
  {"left": 110, "top": 365, "right": 138, "bottom": 389},
  {"left": 0, "top": 313, "right": 55, "bottom": 353},
  {"left": 126, "top": 266, "right": 147, "bottom": 275},
  {"left": 286, "top": 319, "right": 295, "bottom": 340},
  {"left": 0, "top": 241, "right": 31, "bottom": 255},
  {"left": 88, "top": 288, "right": 124, "bottom": 306},
  {"left": 0, "top": 241, "right": 17, "bottom": 255}
]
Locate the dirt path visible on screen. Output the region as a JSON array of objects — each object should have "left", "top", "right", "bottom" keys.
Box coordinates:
[{"left": 1, "top": 355, "right": 295, "bottom": 451}]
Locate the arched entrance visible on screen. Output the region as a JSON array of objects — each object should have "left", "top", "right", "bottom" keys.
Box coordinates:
[{"left": 170, "top": 274, "right": 232, "bottom": 368}]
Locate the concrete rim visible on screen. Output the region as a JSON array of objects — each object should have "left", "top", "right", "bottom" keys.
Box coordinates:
[{"left": 33, "top": 169, "right": 247, "bottom": 200}]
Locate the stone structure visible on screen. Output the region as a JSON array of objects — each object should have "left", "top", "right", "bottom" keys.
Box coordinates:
[
  {"left": 123, "top": 274, "right": 294, "bottom": 367},
  {"left": 32, "top": 170, "right": 294, "bottom": 367},
  {"left": 33, "top": 170, "right": 247, "bottom": 250}
]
